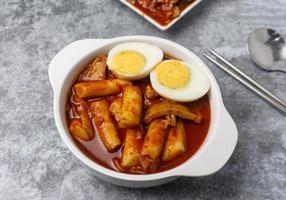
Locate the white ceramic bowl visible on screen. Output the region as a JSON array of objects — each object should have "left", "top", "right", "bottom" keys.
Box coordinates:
[
  {"left": 118, "top": 0, "right": 203, "bottom": 31},
  {"left": 48, "top": 36, "right": 238, "bottom": 188}
]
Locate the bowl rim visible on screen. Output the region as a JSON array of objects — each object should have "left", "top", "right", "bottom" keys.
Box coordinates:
[{"left": 50, "top": 36, "right": 233, "bottom": 182}]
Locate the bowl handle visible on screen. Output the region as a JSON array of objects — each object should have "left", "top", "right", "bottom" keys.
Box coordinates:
[
  {"left": 178, "top": 106, "right": 238, "bottom": 176},
  {"left": 48, "top": 39, "right": 107, "bottom": 94}
]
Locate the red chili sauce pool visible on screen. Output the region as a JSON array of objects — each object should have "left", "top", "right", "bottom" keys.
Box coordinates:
[{"left": 66, "top": 55, "right": 211, "bottom": 174}]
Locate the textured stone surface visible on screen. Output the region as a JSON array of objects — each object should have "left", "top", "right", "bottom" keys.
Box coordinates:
[{"left": 0, "top": 0, "right": 286, "bottom": 199}]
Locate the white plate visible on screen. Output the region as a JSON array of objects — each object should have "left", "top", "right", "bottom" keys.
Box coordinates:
[{"left": 118, "top": 0, "right": 203, "bottom": 31}]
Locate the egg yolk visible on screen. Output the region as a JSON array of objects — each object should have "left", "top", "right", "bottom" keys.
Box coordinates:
[
  {"left": 112, "top": 51, "right": 145, "bottom": 74},
  {"left": 155, "top": 60, "right": 190, "bottom": 89}
]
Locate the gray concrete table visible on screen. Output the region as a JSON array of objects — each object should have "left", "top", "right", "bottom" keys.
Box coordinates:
[{"left": 0, "top": 0, "right": 285, "bottom": 199}]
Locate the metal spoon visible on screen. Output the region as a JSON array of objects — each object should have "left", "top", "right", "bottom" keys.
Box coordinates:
[{"left": 248, "top": 28, "right": 286, "bottom": 72}]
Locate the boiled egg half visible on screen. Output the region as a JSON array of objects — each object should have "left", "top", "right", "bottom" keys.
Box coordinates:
[
  {"left": 107, "top": 42, "right": 163, "bottom": 80},
  {"left": 150, "top": 60, "right": 210, "bottom": 102}
]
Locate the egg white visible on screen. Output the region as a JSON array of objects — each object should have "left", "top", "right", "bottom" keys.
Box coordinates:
[
  {"left": 107, "top": 42, "right": 163, "bottom": 80},
  {"left": 150, "top": 60, "right": 211, "bottom": 102}
]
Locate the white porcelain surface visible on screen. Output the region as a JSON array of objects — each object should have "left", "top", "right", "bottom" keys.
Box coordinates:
[
  {"left": 118, "top": 0, "right": 203, "bottom": 30},
  {"left": 48, "top": 36, "right": 238, "bottom": 188}
]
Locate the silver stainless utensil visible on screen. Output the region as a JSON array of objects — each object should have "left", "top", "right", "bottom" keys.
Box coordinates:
[
  {"left": 248, "top": 28, "right": 286, "bottom": 72},
  {"left": 203, "top": 49, "right": 286, "bottom": 114}
]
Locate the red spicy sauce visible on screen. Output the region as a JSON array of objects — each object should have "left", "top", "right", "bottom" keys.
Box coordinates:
[
  {"left": 129, "top": 0, "right": 195, "bottom": 26},
  {"left": 66, "top": 55, "right": 211, "bottom": 174}
]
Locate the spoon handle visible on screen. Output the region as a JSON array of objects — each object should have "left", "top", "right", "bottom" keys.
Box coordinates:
[{"left": 203, "top": 52, "right": 286, "bottom": 115}]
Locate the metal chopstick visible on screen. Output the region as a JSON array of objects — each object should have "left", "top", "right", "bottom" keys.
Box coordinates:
[
  {"left": 203, "top": 53, "right": 286, "bottom": 114},
  {"left": 208, "top": 49, "right": 286, "bottom": 108}
]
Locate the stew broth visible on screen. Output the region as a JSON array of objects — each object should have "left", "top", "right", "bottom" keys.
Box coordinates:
[{"left": 66, "top": 54, "right": 211, "bottom": 174}]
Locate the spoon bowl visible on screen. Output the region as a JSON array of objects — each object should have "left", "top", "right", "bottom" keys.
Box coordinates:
[{"left": 248, "top": 28, "right": 286, "bottom": 72}]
